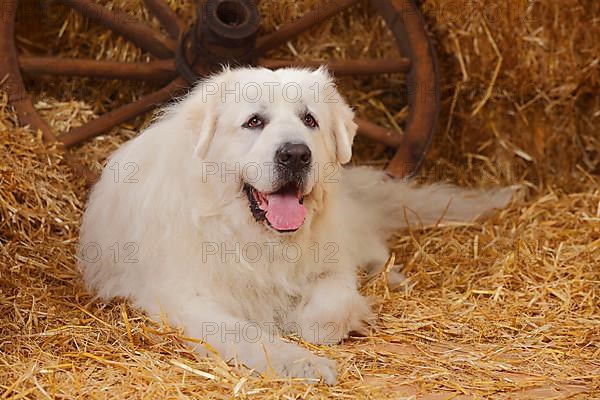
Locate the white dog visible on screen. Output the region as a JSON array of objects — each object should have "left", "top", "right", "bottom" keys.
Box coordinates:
[{"left": 80, "top": 67, "right": 513, "bottom": 384}]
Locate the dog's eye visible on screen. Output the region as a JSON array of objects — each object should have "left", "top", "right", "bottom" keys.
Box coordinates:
[
  {"left": 243, "top": 115, "right": 264, "bottom": 129},
  {"left": 302, "top": 113, "right": 318, "bottom": 129}
]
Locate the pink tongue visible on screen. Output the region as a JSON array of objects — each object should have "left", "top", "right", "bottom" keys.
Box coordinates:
[{"left": 265, "top": 192, "right": 306, "bottom": 231}]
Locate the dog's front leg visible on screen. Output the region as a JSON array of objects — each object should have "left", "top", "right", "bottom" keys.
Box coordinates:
[
  {"left": 164, "top": 299, "right": 337, "bottom": 384},
  {"left": 295, "top": 272, "right": 372, "bottom": 345}
]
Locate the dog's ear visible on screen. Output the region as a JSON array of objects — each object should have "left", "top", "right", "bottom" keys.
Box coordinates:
[
  {"left": 178, "top": 69, "right": 232, "bottom": 159},
  {"left": 192, "top": 105, "right": 217, "bottom": 159},
  {"left": 332, "top": 101, "right": 357, "bottom": 164},
  {"left": 313, "top": 67, "right": 357, "bottom": 164},
  {"left": 189, "top": 80, "right": 219, "bottom": 159}
]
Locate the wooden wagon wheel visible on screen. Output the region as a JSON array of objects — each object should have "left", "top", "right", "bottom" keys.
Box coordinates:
[{"left": 0, "top": 0, "right": 439, "bottom": 184}]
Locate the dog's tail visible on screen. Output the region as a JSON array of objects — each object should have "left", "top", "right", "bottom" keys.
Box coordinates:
[{"left": 343, "top": 166, "right": 517, "bottom": 232}]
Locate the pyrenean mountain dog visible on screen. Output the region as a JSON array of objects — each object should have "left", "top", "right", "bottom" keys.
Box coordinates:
[{"left": 80, "top": 67, "right": 514, "bottom": 384}]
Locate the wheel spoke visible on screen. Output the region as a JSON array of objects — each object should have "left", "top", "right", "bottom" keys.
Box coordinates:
[
  {"left": 19, "top": 56, "right": 176, "bottom": 82},
  {"left": 60, "top": 78, "right": 188, "bottom": 147},
  {"left": 255, "top": 0, "right": 360, "bottom": 56},
  {"left": 0, "top": 0, "right": 95, "bottom": 184},
  {"left": 143, "top": 0, "right": 185, "bottom": 40},
  {"left": 355, "top": 118, "right": 403, "bottom": 148},
  {"left": 57, "top": 0, "right": 176, "bottom": 59},
  {"left": 260, "top": 58, "right": 410, "bottom": 75}
]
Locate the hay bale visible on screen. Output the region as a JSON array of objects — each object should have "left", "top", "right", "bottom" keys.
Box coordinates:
[
  {"left": 420, "top": 0, "right": 600, "bottom": 189},
  {"left": 1, "top": 0, "right": 598, "bottom": 397}
]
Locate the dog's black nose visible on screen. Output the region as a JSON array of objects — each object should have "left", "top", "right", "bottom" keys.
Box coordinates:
[{"left": 276, "top": 143, "right": 312, "bottom": 170}]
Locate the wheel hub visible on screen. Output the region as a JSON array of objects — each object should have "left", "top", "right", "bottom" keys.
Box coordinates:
[
  {"left": 197, "top": 0, "right": 260, "bottom": 67},
  {"left": 176, "top": 0, "right": 260, "bottom": 81}
]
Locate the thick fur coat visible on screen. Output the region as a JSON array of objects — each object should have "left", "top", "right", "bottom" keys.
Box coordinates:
[{"left": 80, "top": 67, "right": 514, "bottom": 384}]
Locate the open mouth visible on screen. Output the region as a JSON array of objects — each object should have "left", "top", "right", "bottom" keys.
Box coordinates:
[{"left": 243, "top": 183, "right": 306, "bottom": 233}]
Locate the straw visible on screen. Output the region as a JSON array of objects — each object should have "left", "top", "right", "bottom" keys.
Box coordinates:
[{"left": 1, "top": 0, "right": 598, "bottom": 397}]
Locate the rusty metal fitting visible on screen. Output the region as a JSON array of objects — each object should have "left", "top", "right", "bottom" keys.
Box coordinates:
[{"left": 196, "top": 0, "right": 260, "bottom": 68}]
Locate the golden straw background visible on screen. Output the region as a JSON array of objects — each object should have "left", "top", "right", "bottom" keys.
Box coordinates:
[{"left": 1, "top": 0, "right": 599, "bottom": 398}]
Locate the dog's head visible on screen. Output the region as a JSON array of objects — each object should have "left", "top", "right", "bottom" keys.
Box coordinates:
[{"left": 178, "top": 67, "right": 356, "bottom": 234}]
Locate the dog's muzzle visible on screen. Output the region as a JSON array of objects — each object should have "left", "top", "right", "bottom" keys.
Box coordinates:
[{"left": 243, "top": 142, "right": 312, "bottom": 233}]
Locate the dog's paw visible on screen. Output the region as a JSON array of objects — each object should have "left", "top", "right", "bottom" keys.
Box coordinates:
[
  {"left": 295, "top": 288, "right": 372, "bottom": 346},
  {"left": 270, "top": 351, "right": 337, "bottom": 385},
  {"left": 387, "top": 263, "right": 406, "bottom": 286}
]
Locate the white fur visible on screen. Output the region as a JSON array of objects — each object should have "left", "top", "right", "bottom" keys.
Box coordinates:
[{"left": 79, "top": 67, "right": 514, "bottom": 384}]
